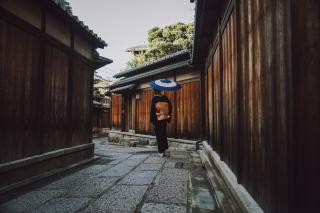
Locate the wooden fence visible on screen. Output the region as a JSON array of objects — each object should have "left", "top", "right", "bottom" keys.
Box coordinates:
[
  {"left": 202, "top": 0, "right": 320, "bottom": 212},
  {"left": 0, "top": 9, "right": 92, "bottom": 164}
]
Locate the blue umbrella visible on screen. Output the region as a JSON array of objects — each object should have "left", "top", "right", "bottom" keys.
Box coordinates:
[{"left": 150, "top": 79, "right": 181, "bottom": 91}]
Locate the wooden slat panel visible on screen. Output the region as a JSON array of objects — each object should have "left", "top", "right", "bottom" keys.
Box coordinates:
[
  {"left": 207, "top": 64, "right": 214, "bottom": 146},
  {"left": 111, "top": 95, "right": 122, "bottom": 130},
  {"left": 212, "top": 46, "right": 221, "bottom": 154},
  {"left": 204, "top": 68, "right": 209, "bottom": 140},
  {"left": 204, "top": 0, "right": 295, "bottom": 211},
  {"left": 221, "top": 11, "right": 238, "bottom": 174},
  {"left": 236, "top": 0, "right": 292, "bottom": 211},
  {"left": 176, "top": 81, "right": 201, "bottom": 139},
  {"left": 136, "top": 89, "right": 153, "bottom": 135},
  {"left": 71, "top": 58, "right": 91, "bottom": 146},
  {"left": 164, "top": 91, "right": 176, "bottom": 138},
  {"left": 93, "top": 108, "right": 110, "bottom": 128},
  {"left": 0, "top": 21, "right": 42, "bottom": 163},
  {"left": 42, "top": 45, "right": 69, "bottom": 151},
  {"left": 291, "top": 0, "right": 320, "bottom": 211}
]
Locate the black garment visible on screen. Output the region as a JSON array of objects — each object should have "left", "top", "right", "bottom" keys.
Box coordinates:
[
  {"left": 154, "top": 120, "right": 168, "bottom": 153},
  {"left": 150, "top": 95, "right": 172, "bottom": 153}
]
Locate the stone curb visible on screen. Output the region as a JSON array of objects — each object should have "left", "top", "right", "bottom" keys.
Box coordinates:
[
  {"left": 200, "top": 141, "right": 264, "bottom": 213},
  {"left": 0, "top": 156, "right": 99, "bottom": 195}
]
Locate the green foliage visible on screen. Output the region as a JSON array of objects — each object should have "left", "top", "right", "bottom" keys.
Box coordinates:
[
  {"left": 94, "top": 78, "right": 103, "bottom": 84},
  {"left": 127, "top": 52, "right": 147, "bottom": 68},
  {"left": 93, "top": 90, "right": 105, "bottom": 100},
  {"left": 57, "top": 0, "right": 72, "bottom": 14},
  {"left": 128, "top": 22, "right": 194, "bottom": 68}
]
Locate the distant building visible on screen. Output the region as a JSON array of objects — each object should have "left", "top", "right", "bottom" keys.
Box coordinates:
[
  {"left": 126, "top": 44, "right": 147, "bottom": 56},
  {"left": 109, "top": 49, "right": 200, "bottom": 143},
  {"left": 93, "top": 76, "right": 113, "bottom": 131}
]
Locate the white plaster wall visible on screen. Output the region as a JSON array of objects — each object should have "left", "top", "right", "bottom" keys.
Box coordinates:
[{"left": 0, "top": 0, "right": 41, "bottom": 28}]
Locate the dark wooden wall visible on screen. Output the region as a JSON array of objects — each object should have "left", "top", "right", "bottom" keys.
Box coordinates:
[
  {"left": 175, "top": 81, "right": 201, "bottom": 139},
  {"left": 135, "top": 89, "right": 153, "bottom": 135},
  {"left": 0, "top": 19, "right": 42, "bottom": 163},
  {"left": 111, "top": 95, "right": 122, "bottom": 130},
  {"left": 203, "top": 0, "right": 319, "bottom": 212},
  {"left": 93, "top": 108, "right": 110, "bottom": 129},
  {"left": 0, "top": 10, "right": 93, "bottom": 164},
  {"left": 291, "top": 0, "right": 320, "bottom": 211}
]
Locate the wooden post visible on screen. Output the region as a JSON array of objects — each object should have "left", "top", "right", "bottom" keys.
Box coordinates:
[
  {"left": 37, "top": 4, "right": 46, "bottom": 153},
  {"left": 67, "top": 30, "right": 75, "bottom": 145}
]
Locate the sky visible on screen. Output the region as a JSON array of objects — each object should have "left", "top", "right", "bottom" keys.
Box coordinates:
[{"left": 67, "top": 0, "right": 195, "bottom": 79}]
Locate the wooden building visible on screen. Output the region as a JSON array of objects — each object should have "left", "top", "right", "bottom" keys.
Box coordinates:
[
  {"left": 109, "top": 50, "right": 201, "bottom": 143},
  {"left": 193, "top": 0, "right": 320, "bottom": 212},
  {"left": 0, "top": 0, "right": 111, "bottom": 193},
  {"left": 93, "top": 101, "right": 110, "bottom": 130}
]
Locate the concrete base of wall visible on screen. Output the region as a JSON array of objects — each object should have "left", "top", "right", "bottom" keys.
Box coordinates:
[
  {"left": 109, "top": 130, "right": 197, "bottom": 151},
  {"left": 200, "top": 141, "right": 264, "bottom": 213},
  {"left": 0, "top": 143, "right": 95, "bottom": 194}
]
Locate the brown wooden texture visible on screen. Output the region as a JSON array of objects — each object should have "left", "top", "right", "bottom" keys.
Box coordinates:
[
  {"left": 71, "top": 58, "right": 91, "bottom": 146},
  {"left": 291, "top": 0, "right": 320, "bottom": 211},
  {"left": 135, "top": 89, "right": 153, "bottom": 135},
  {"left": 93, "top": 108, "right": 110, "bottom": 129},
  {"left": 0, "top": 20, "right": 42, "bottom": 163},
  {"left": 176, "top": 81, "right": 201, "bottom": 139},
  {"left": 204, "top": 67, "right": 209, "bottom": 140},
  {"left": 238, "top": 1, "right": 292, "bottom": 211},
  {"left": 163, "top": 91, "right": 176, "bottom": 138},
  {"left": 111, "top": 95, "right": 122, "bottom": 130},
  {"left": 124, "top": 94, "right": 133, "bottom": 131},
  {"left": 43, "top": 45, "right": 69, "bottom": 152},
  {"left": 212, "top": 46, "right": 222, "bottom": 154},
  {"left": 204, "top": 1, "right": 294, "bottom": 212},
  {"left": 0, "top": 13, "right": 94, "bottom": 164},
  {"left": 127, "top": 81, "right": 201, "bottom": 139},
  {"left": 207, "top": 64, "right": 214, "bottom": 146},
  {"left": 221, "top": 12, "right": 238, "bottom": 173}
]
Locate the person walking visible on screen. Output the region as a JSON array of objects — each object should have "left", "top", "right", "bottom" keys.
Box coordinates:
[{"left": 150, "top": 89, "right": 172, "bottom": 157}]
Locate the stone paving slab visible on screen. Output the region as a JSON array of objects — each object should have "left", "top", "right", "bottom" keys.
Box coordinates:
[
  {"left": 119, "top": 171, "right": 158, "bottom": 185},
  {"left": 128, "top": 154, "right": 150, "bottom": 160},
  {"left": 144, "top": 156, "right": 165, "bottom": 164},
  {"left": 73, "top": 165, "right": 113, "bottom": 176},
  {"left": 97, "top": 164, "right": 133, "bottom": 177},
  {"left": 155, "top": 168, "right": 189, "bottom": 184},
  {"left": 107, "top": 158, "right": 126, "bottom": 165},
  {"left": 33, "top": 198, "right": 90, "bottom": 213},
  {"left": 140, "top": 203, "right": 187, "bottom": 213},
  {"left": 120, "top": 158, "right": 144, "bottom": 167},
  {"left": 83, "top": 185, "right": 148, "bottom": 213},
  {"left": 164, "top": 161, "right": 176, "bottom": 168},
  {"left": 93, "top": 158, "right": 113, "bottom": 165},
  {"left": 0, "top": 190, "right": 63, "bottom": 213},
  {"left": 136, "top": 163, "right": 163, "bottom": 171},
  {"left": 63, "top": 177, "right": 119, "bottom": 198},
  {"left": 40, "top": 175, "right": 88, "bottom": 191},
  {"left": 146, "top": 181, "right": 188, "bottom": 205},
  {"left": 95, "top": 150, "right": 132, "bottom": 159}
]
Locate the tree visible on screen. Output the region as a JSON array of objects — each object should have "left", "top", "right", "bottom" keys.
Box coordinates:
[
  {"left": 56, "top": 0, "right": 72, "bottom": 14},
  {"left": 128, "top": 22, "right": 194, "bottom": 68}
]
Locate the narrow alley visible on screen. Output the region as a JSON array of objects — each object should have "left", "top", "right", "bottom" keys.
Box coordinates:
[{"left": 0, "top": 138, "right": 222, "bottom": 213}]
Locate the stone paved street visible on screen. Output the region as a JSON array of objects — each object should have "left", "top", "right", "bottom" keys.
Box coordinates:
[{"left": 0, "top": 138, "right": 218, "bottom": 213}]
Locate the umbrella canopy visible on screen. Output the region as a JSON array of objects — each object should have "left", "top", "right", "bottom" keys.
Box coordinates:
[{"left": 150, "top": 79, "right": 181, "bottom": 91}]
